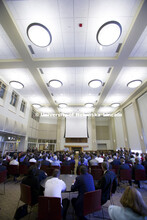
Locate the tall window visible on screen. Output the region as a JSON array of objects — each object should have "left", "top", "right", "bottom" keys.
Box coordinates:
[
  {"left": 20, "top": 100, "right": 26, "bottom": 112},
  {"left": 31, "top": 109, "right": 40, "bottom": 122},
  {"left": 10, "top": 91, "right": 18, "bottom": 107},
  {"left": 0, "top": 81, "right": 6, "bottom": 99}
]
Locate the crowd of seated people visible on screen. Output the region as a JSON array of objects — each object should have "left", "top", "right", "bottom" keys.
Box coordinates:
[{"left": 1, "top": 147, "right": 147, "bottom": 219}]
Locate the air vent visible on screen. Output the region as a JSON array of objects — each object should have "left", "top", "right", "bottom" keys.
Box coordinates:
[
  {"left": 39, "top": 68, "right": 44, "bottom": 74},
  {"left": 115, "top": 43, "right": 122, "bottom": 53},
  {"left": 28, "top": 45, "right": 35, "bottom": 54},
  {"left": 107, "top": 67, "right": 112, "bottom": 73}
]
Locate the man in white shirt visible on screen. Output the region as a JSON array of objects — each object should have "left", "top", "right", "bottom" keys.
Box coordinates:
[
  {"left": 9, "top": 155, "right": 19, "bottom": 165},
  {"left": 44, "top": 169, "right": 69, "bottom": 220}
]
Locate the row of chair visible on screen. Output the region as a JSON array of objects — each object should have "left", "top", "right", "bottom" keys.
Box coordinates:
[
  {"left": 3, "top": 163, "right": 75, "bottom": 177},
  {"left": 15, "top": 183, "right": 104, "bottom": 220}
]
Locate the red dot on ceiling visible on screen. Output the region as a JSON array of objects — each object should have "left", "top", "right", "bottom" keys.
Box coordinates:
[{"left": 79, "top": 23, "right": 83, "bottom": 27}]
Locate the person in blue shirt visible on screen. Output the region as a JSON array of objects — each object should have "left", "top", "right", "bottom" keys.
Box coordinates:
[
  {"left": 108, "top": 186, "right": 147, "bottom": 220},
  {"left": 71, "top": 165, "right": 95, "bottom": 220}
]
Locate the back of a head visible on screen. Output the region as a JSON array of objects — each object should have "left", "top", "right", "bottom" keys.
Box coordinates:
[
  {"left": 80, "top": 165, "right": 87, "bottom": 174},
  {"left": 135, "top": 158, "right": 140, "bottom": 164},
  {"left": 101, "top": 161, "right": 109, "bottom": 171},
  {"left": 28, "top": 165, "right": 37, "bottom": 176},
  {"left": 120, "top": 186, "right": 147, "bottom": 216},
  {"left": 52, "top": 169, "right": 60, "bottom": 178}
]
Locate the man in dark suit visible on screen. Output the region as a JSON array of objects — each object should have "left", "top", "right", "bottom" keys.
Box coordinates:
[
  {"left": 118, "top": 158, "right": 132, "bottom": 186},
  {"left": 133, "top": 158, "right": 145, "bottom": 188},
  {"left": 71, "top": 165, "right": 95, "bottom": 220},
  {"left": 95, "top": 162, "right": 117, "bottom": 205}
]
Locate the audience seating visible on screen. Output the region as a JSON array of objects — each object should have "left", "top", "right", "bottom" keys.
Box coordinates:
[
  {"left": 119, "top": 169, "right": 132, "bottom": 182},
  {"left": 83, "top": 189, "right": 104, "bottom": 219},
  {"left": 135, "top": 169, "right": 146, "bottom": 181},
  {"left": 38, "top": 196, "right": 62, "bottom": 220},
  {"left": 60, "top": 165, "right": 71, "bottom": 174},
  {"left": 0, "top": 170, "right": 7, "bottom": 194},
  {"left": 8, "top": 165, "right": 19, "bottom": 181},
  {"left": 40, "top": 165, "right": 49, "bottom": 173},
  {"left": 91, "top": 169, "right": 103, "bottom": 181},
  {"left": 14, "top": 183, "right": 35, "bottom": 220},
  {"left": 19, "top": 164, "right": 29, "bottom": 175},
  {"left": 134, "top": 169, "right": 146, "bottom": 188},
  {"left": 112, "top": 165, "right": 120, "bottom": 175}
]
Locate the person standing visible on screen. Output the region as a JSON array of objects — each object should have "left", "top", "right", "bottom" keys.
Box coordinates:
[{"left": 71, "top": 165, "right": 95, "bottom": 220}]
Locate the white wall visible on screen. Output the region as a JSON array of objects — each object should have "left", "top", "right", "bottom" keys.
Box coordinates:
[
  {"left": 114, "top": 115, "right": 125, "bottom": 148},
  {"left": 124, "top": 104, "right": 141, "bottom": 151},
  {"left": 137, "top": 92, "right": 147, "bottom": 150}
]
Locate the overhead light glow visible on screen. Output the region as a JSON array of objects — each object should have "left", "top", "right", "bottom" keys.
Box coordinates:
[
  {"left": 127, "top": 80, "right": 142, "bottom": 88},
  {"left": 9, "top": 81, "right": 24, "bottom": 89},
  {"left": 85, "top": 103, "right": 94, "bottom": 108},
  {"left": 88, "top": 79, "right": 102, "bottom": 88},
  {"left": 32, "top": 103, "right": 41, "bottom": 109},
  {"left": 27, "top": 23, "right": 52, "bottom": 47},
  {"left": 111, "top": 103, "right": 120, "bottom": 108},
  {"left": 49, "top": 79, "right": 63, "bottom": 88},
  {"left": 58, "top": 103, "right": 67, "bottom": 108},
  {"left": 96, "top": 21, "right": 122, "bottom": 46}
]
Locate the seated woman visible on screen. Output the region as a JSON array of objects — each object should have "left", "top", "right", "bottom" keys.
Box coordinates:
[{"left": 108, "top": 186, "right": 147, "bottom": 220}]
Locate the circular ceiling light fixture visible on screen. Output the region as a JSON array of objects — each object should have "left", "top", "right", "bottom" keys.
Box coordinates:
[
  {"left": 127, "top": 80, "right": 142, "bottom": 88},
  {"left": 88, "top": 79, "right": 102, "bottom": 88},
  {"left": 32, "top": 103, "right": 42, "bottom": 109},
  {"left": 49, "top": 79, "right": 63, "bottom": 88},
  {"left": 9, "top": 81, "right": 24, "bottom": 89},
  {"left": 27, "top": 23, "right": 52, "bottom": 47},
  {"left": 85, "top": 103, "right": 94, "bottom": 108},
  {"left": 96, "top": 21, "right": 122, "bottom": 46},
  {"left": 58, "top": 103, "right": 67, "bottom": 108},
  {"left": 111, "top": 103, "right": 120, "bottom": 108}
]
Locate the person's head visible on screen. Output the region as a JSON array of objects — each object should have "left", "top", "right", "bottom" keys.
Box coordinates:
[
  {"left": 52, "top": 169, "right": 60, "bottom": 178},
  {"left": 101, "top": 162, "right": 109, "bottom": 171},
  {"left": 120, "top": 186, "right": 147, "bottom": 216},
  {"left": 28, "top": 165, "right": 37, "bottom": 176},
  {"left": 120, "top": 158, "right": 125, "bottom": 164},
  {"left": 80, "top": 165, "right": 88, "bottom": 174}
]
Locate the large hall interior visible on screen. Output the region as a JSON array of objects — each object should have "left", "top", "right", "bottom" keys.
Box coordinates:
[{"left": 0, "top": 0, "right": 147, "bottom": 220}]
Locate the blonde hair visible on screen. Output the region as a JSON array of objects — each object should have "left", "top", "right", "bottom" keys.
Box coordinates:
[{"left": 120, "top": 186, "right": 147, "bottom": 216}]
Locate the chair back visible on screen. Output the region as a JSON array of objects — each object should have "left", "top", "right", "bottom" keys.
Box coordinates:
[
  {"left": 135, "top": 169, "right": 146, "bottom": 181},
  {"left": 91, "top": 169, "right": 103, "bottom": 180},
  {"left": 60, "top": 165, "right": 71, "bottom": 174},
  {"left": 0, "top": 170, "right": 7, "bottom": 183},
  {"left": 83, "top": 189, "right": 102, "bottom": 216},
  {"left": 19, "top": 164, "right": 29, "bottom": 175},
  {"left": 120, "top": 169, "right": 132, "bottom": 181},
  {"left": 8, "top": 165, "right": 19, "bottom": 175},
  {"left": 38, "top": 196, "right": 62, "bottom": 220},
  {"left": 20, "top": 183, "right": 32, "bottom": 206}
]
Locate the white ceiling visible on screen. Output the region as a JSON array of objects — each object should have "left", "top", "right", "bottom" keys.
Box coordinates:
[{"left": 0, "top": 0, "right": 147, "bottom": 117}]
